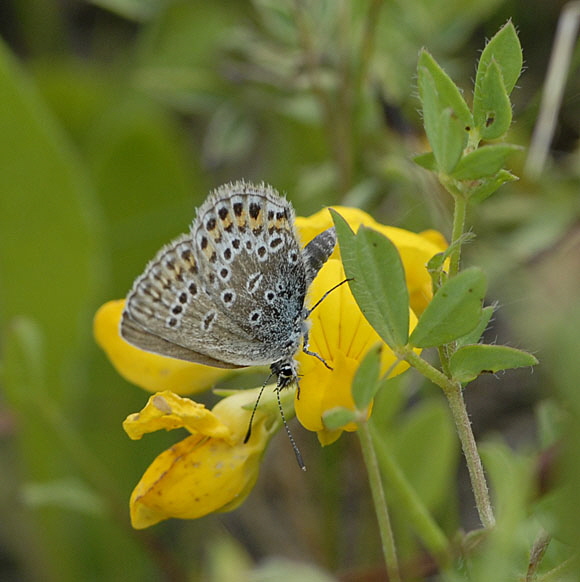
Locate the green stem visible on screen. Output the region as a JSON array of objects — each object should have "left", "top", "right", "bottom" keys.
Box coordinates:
[
  {"left": 445, "top": 383, "right": 495, "bottom": 529},
  {"left": 526, "top": 528, "right": 551, "bottom": 581},
  {"left": 358, "top": 422, "right": 401, "bottom": 582},
  {"left": 369, "top": 421, "right": 451, "bottom": 567},
  {"left": 401, "top": 349, "right": 495, "bottom": 529},
  {"left": 449, "top": 192, "right": 467, "bottom": 277}
]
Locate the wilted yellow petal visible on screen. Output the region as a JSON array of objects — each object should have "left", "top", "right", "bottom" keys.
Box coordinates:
[
  {"left": 94, "top": 300, "right": 231, "bottom": 394},
  {"left": 123, "top": 391, "right": 231, "bottom": 441},
  {"left": 125, "top": 387, "right": 281, "bottom": 528},
  {"left": 129, "top": 431, "right": 264, "bottom": 528}
]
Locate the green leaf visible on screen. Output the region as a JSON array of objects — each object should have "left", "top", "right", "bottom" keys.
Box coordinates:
[
  {"left": 449, "top": 344, "right": 538, "bottom": 383},
  {"left": 468, "top": 169, "right": 519, "bottom": 204},
  {"left": 456, "top": 305, "right": 495, "bottom": 347},
  {"left": 475, "top": 21, "right": 523, "bottom": 97},
  {"left": 352, "top": 344, "right": 382, "bottom": 410},
  {"left": 418, "top": 67, "right": 467, "bottom": 174},
  {"left": 437, "top": 107, "right": 468, "bottom": 173},
  {"left": 323, "top": 407, "right": 358, "bottom": 430},
  {"left": 450, "top": 144, "right": 522, "bottom": 180},
  {"left": 330, "top": 207, "right": 357, "bottom": 266},
  {"left": 87, "top": 0, "right": 161, "bottom": 21},
  {"left": 355, "top": 226, "right": 410, "bottom": 348},
  {"left": 473, "top": 59, "right": 513, "bottom": 139},
  {"left": 331, "top": 211, "right": 410, "bottom": 349},
  {"left": 426, "top": 251, "right": 446, "bottom": 274},
  {"left": 418, "top": 50, "right": 473, "bottom": 127},
  {"left": 2, "top": 317, "right": 46, "bottom": 403},
  {"left": 409, "top": 268, "right": 487, "bottom": 348},
  {"left": 413, "top": 151, "right": 437, "bottom": 171},
  {"left": 0, "top": 40, "right": 101, "bottom": 395},
  {"left": 427, "top": 233, "right": 474, "bottom": 286}
]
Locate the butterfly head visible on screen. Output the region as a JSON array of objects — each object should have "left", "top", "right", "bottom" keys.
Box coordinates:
[{"left": 271, "top": 358, "right": 299, "bottom": 390}]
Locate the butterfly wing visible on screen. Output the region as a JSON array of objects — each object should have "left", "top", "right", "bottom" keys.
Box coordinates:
[
  {"left": 121, "top": 232, "right": 255, "bottom": 367},
  {"left": 120, "top": 309, "right": 241, "bottom": 368},
  {"left": 192, "top": 183, "right": 308, "bottom": 362},
  {"left": 121, "top": 182, "right": 335, "bottom": 369},
  {"left": 121, "top": 182, "right": 302, "bottom": 367}
]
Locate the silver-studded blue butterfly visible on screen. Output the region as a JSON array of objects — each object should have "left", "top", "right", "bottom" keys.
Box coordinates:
[{"left": 120, "top": 181, "right": 337, "bottom": 467}]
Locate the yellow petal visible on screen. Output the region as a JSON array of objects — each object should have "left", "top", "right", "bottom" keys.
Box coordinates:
[
  {"left": 94, "top": 300, "right": 231, "bottom": 394},
  {"left": 129, "top": 432, "right": 263, "bottom": 528},
  {"left": 295, "top": 258, "right": 416, "bottom": 442},
  {"left": 122, "top": 391, "right": 231, "bottom": 442},
  {"left": 296, "top": 206, "right": 447, "bottom": 315}
]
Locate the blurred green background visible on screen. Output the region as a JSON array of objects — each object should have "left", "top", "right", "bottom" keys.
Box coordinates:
[{"left": 0, "top": 1, "right": 578, "bottom": 581}]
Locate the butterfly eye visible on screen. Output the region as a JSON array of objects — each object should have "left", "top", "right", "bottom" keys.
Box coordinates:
[{"left": 279, "top": 363, "right": 294, "bottom": 378}]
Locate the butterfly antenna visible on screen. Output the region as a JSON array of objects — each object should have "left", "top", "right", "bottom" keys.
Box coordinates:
[
  {"left": 276, "top": 384, "right": 306, "bottom": 471},
  {"left": 244, "top": 375, "right": 271, "bottom": 444},
  {"left": 307, "top": 278, "right": 352, "bottom": 316}
]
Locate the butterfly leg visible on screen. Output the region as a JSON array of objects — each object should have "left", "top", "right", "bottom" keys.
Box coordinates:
[
  {"left": 302, "top": 329, "right": 333, "bottom": 371},
  {"left": 301, "top": 279, "right": 351, "bottom": 370}
]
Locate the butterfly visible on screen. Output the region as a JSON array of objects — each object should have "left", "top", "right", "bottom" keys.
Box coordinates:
[{"left": 120, "top": 181, "right": 338, "bottom": 467}]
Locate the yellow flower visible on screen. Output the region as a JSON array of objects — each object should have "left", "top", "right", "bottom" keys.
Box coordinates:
[
  {"left": 293, "top": 206, "right": 446, "bottom": 445},
  {"left": 294, "top": 259, "right": 417, "bottom": 445},
  {"left": 295, "top": 206, "right": 447, "bottom": 315},
  {"left": 94, "top": 208, "right": 444, "bottom": 397},
  {"left": 124, "top": 388, "right": 284, "bottom": 528},
  {"left": 96, "top": 203, "right": 446, "bottom": 525},
  {"left": 94, "top": 300, "right": 231, "bottom": 394}
]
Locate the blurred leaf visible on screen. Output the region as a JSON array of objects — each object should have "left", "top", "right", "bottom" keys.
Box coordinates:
[
  {"left": 536, "top": 399, "right": 566, "bottom": 449},
  {"left": 331, "top": 211, "right": 410, "bottom": 349},
  {"left": 0, "top": 39, "right": 102, "bottom": 393},
  {"left": 449, "top": 344, "right": 538, "bottom": 383},
  {"left": 1, "top": 317, "right": 46, "bottom": 403},
  {"left": 466, "top": 442, "right": 535, "bottom": 580},
  {"left": 132, "top": 2, "right": 242, "bottom": 114},
  {"left": 23, "top": 478, "right": 105, "bottom": 516},
  {"left": 392, "top": 400, "right": 458, "bottom": 510},
  {"left": 87, "top": 95, "right": 204, "bottom": 292},
  {"left": 202, "top": 105, "right": 258, "bottom": 168},
  {"left": 249, "top": 557, "right": 337, "bottom": 582},
  {"left": 456, "top": 305, "right": 495, "bottom": 347},
  {"left": 413, "top": 151, "right": 437, "bottom": 171},
  {"left": 352, "top": 344, "right": 382, "bottom": 411},
  {"left": 89, "top": 0, "right": 165, "bottom": 21},
  {"left": 372, "top": 376, "right": 406, "bottom": 428},
  {"left": 322, "top": 407, "right": 358, "bottom": 431},
  {"left": 372, "top": 0, "right": 505, "bottom": 102},
  {"left": 451, "top": 144, "right": 522, "bottom": 180},
  {"left": 205, "top": 535, "right": 252, "bottom": 582},
  {"left": 409, "top": 268, "right": 487, "bottom": 348},
  {"left": 473, "top": 59, "right": 513, "bottom": 140},
  {"left": 475, "top": 21, "right": 523, "bottom": 97}
]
